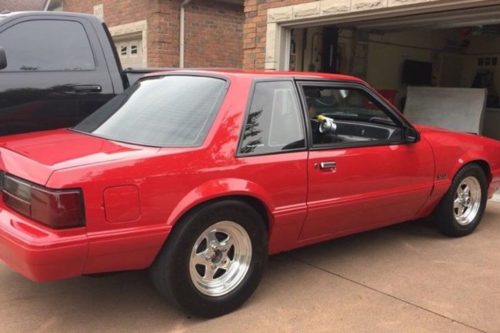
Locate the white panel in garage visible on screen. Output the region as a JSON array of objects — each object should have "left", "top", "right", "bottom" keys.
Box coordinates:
[{"left": 403, "top": 86, "right": 487, "bottom": 134}]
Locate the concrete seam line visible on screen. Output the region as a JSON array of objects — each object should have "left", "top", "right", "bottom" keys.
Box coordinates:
[{"left": 288, "top": 255, "right": 486, "bottom": 333}]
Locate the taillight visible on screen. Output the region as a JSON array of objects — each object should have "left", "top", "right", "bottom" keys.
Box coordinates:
[{"left": 0, "top": 173, "right": 85, "bottom": 229}]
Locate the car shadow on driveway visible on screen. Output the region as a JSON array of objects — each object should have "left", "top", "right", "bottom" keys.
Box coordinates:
[{"left": 1, "top": 203, "right": 499, "bottom": 332}]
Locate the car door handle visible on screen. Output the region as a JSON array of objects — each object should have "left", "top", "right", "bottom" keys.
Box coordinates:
[
  {"left": 316, "top": 161, "right": 337, "bottom": 171},
  {"left": 72, "top": 84, "right": 102, "bottom": 92}
]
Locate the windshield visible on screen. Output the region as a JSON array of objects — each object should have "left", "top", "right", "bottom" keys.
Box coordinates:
[{"left": 74, "top": 75, "right": 227, "bottom": 147}]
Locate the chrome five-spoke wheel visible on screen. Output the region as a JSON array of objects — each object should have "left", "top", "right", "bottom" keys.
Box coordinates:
[
  {"left": 189, "top": 221, "right": 252, "bottom": 297},
  {"left": 436, "top": 164, "right": 487, "bottom": 237},
  {"left": 150, "top": 200, "right": 267, "bottom": 318},
  {"left": 453, "top": 176, "right": 482, "bottom": 226}
]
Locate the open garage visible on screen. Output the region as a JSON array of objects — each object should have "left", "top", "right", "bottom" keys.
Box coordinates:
[
  {"left": 250, "top": 1, "right": 500, "bottom": 142},
  {"left": 289, "top": 5, "right": 500, "bottom": 140}
]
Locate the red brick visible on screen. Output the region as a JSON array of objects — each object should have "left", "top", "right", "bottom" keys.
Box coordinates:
[
  {"left": 63, "top": 0, "right": 243, "bottom": 68},
  {"left": 242, "top": 0, "right": 314, "bottom": 69}
]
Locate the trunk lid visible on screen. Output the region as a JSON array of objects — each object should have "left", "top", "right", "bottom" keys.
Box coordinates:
[{"left": 0, "top": 129, "right": 159, "bottom": 185}]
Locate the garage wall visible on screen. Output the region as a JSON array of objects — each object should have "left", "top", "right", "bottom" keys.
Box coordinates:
[
  {"left": 484, "top": 109, "right": 500, "bottom": 139},
  {"left": 369, "top": 31, "right": 460, "bottom": 89},
  {"left": 291, "top": 26, "right": 471, "bottom": 94},
  {"left": 336, "top": 29, "right": 465, "bottom": 90},
  {"left": 462, "top": 35, "right": 500, "bottom": 97},
  {"left": 464, "top": 35, "right": 500, "bottom": 139}
]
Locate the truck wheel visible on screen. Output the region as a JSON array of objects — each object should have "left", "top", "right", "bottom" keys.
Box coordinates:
[
  {"left": 150, "top": 200, "right": 267, "bottom": 318},
  {"left": 435, "top": 164, "right": 488, "bottom": 237}
]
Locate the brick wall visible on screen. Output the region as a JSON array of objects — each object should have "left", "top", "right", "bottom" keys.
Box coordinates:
[
  {"left": 243, "top": 0, "right": 308, "bottom": 70},
  {"left": 150, "top": 0, "right": 180, "bottom": 67},
  {"left": 184, "top": 1, "right": 243, "bottom": 68},
  {"left": 64, "top": 0, "right": 162, "bottom": 65},
  {"left": 63, "top": 0, "right": 244, "bottom": 68},
  {"left": 63, "top": 0, "right": 152, "bottom": 27}
]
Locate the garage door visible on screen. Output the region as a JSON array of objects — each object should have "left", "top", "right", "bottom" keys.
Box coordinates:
[{"left": 114, "top": 38, "right": 143, "bottom": 69}]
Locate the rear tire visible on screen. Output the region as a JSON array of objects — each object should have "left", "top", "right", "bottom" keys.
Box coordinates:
[
  {"left": 435, "top": 164, "right": 488, "bottom": 237},
  {"left": 150, "top": 200, "right": 267, "bottom": 318}
]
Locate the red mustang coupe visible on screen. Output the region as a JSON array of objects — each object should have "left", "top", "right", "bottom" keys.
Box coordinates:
[{"left": 0, "top": 70, "right": 499, "bottom": 317}]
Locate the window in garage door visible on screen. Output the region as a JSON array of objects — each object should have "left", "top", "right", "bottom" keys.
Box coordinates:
[{"left": 114, "top": 37, "right": 143, "bottom": 69}]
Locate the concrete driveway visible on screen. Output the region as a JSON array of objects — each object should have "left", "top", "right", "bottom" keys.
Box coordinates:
[{"left": 1, "top": 203, "right": 499, "bottom": 333}]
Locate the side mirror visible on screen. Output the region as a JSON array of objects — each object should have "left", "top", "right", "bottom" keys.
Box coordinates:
[
  {"left": 404, "top": 127, "right": 420, "bottom": 143},
  {"left": 0, "top": 47, "right": 6, "bottom": 70}
]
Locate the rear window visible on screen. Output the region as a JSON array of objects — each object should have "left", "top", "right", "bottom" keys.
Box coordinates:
[{"left": 74, "top": 75, "right": 227, "bottom": 147}]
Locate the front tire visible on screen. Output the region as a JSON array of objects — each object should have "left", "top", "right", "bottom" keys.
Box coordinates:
[
  {"left": 435, "top": 164, "right": 488, "bottom": 237},
  {"left": 150, "top": 200, "right": 267, "bottom": 318}
]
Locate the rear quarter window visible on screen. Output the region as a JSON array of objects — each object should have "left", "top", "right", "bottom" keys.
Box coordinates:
[{"left": 239, "top": 81, "right": 306, "bottom": 156}]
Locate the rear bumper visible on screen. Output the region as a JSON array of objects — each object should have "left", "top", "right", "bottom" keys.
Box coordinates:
[{"left": 0, "top": 205, "right": 87, "bottom": 282}]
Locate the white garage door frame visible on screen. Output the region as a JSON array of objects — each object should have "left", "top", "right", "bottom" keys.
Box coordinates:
[{"left": 265, "top": 0, "right": 500, "bottom": 70}]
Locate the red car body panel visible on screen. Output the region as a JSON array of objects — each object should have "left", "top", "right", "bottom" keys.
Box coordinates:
[
  {"left": 303, "top": 142, "right": 435, "bottom": 240},
  {"left": 0, "top": 70, "right": 499, "bottom": 282}
]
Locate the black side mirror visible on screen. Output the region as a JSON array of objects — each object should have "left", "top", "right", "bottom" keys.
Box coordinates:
[
  {"left": 0, "top": 47, "right": 6, "bottom": 70},
  {"left": 404, "top": 127, "right": 420, "bottom": 143}
]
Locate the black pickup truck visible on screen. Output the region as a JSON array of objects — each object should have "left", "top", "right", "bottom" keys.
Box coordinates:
[{"left": 0, "top": 11, "right": 158, "bottom": 135}]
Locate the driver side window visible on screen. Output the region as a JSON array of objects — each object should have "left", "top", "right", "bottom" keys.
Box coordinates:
[{"left": 302, "top": 85, "right": 402, "bottom": 147}]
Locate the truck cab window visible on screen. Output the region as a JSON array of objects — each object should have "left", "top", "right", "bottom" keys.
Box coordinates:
[{"left": 0, "top": 20, "right": 95, "bottom": 71}]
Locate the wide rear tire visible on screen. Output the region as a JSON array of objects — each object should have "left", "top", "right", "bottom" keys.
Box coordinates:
[{"left": 150, "top": 200, "right": 267, "bottom": 318}]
